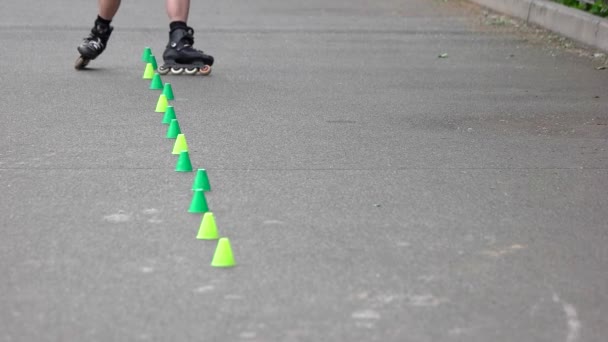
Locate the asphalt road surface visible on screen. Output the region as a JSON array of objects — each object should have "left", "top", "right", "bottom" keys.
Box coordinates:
[{"left": 1, "top": 0, "right": 607, "bottom": 341}]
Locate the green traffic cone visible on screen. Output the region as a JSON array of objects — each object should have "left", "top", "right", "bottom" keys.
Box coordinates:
[
  {"left": 155, "top": 94, "right": 168, "bottom": 112},
  {"left": 162, "top": 106, "right": 176, "bottom": 125},
  {"left": 163, "top": 83, "right": 174, "bottom": 100},
  {"left": 176, "top": 151, "right": 193, "bottom": 172},
  {"left": 142, "top": 63, "right": 154, "bottom": 79},
  {"left": 166, "top": 119, "right": 181, "bottom": 138},
  {"left": 148, "top": 55, "right": 158, "bottom": 70},
  {"left": 172, "top": 134, "right": 188, "bottom": 154},
  {"left": 192, "top": 169, "right": 211, "bottom": 191},
  {"left": 211, "top": 237, "right": 236, "bottom": 267},
  {"left": 141, "top": 47, "right": 152, "bottom": 63},
  {"left": 150, "top": 73, "right": 163, "bottom": 90},
  {"left": 188, "top": 189, "right": 209, "bottom": 212},
  {"left": 197, "top": 212, "right": 219, "bottom": 240}
]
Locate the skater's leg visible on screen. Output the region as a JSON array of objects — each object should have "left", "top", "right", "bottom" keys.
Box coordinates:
[
  {"left": 98, "top": 0, "right": 121, "bottom": 21},
  {"left": 160, "top": 0, "right": 214, "bottom": 75},
  {"left": 75, "top": 0, "right": 119, "bottom": 68},
  {"left": 92, "top": 0, "right": 120, "bottom": 37},
  {"left": 166, "top": 0, "right": 190, "bottom": 22},
  {"left": 166, "top": 0, "right": 190, "bottom": 34}
]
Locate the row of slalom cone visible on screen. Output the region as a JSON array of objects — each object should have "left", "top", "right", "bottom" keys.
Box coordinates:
[{"left": 141, "top": 47, "right": 235, "bottom": 268}]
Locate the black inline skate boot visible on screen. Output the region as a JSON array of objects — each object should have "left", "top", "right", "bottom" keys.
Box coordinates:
[
  {"left": 75, "top": 22, "right": 113, "bottom": 70},
  {"left": 159, "top": 27, "right": 214, "bottom": 76}
]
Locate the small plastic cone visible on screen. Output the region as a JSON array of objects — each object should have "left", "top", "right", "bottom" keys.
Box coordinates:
[
  {"left": 172, "top": 134, "right": 189, "bottom": 154},
  {"left": 162, "top": 106, "right": 176, "bottom": 125},
  {"left": 142, "top": 63, "right": 154, "bottom": 79},
  {"left": 155, "top": 94, "right": 168, "bottom": 112},
  {"left": 150, "top": 73, "right": 163, "bottom": 90},
  {"left": 163, "top": 83, "right": 175, "bottom": 100},
  {"left": 211, "top": 238, "right": 236, "bottom": 267},
  {"left": 176, "top": 151, "right": 193, "bottom": 172},
  {"left": 188, "top": 189, "right": 209, "bottom": 212},
  {"left": 148, "top": 55, "right": 158, "bottom": 70},
  {"left": 166, "top": 119, "right": 181, "bottom": 138},
  {"left": 197, "top": 212, "right": 219, "bottom": 240},
  {"left": 141, "top": 47, "right": 152, "bottom": 62},
  {"left": 192, "top": 169, "right": 211, "bottom": 191}
]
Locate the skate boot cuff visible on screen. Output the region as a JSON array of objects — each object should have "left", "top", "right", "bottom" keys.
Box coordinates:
[
  {"left": 92, "top": 23, "right": 113, "bottom": 40},
  {"left": 169, "top": 21, "right": 188, "bottom": 32},
  {"left": 167, "top": 27, "right": 196, "bottom": 49}
]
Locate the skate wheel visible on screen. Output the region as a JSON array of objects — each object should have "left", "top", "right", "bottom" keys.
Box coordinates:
[
  {"left": 171, "top": 67, "right": 184, "bottom": 75},
  {"left": 184, "top": 67, "right": 198, "bottom": 75},
  {"left": 74, "top": 56, "right": 90, "bottom": 70},
  {"left": 158, "top": 66, "right": 170, "bottom": 75},
  {"left": 199, "top": 65, "right": 212, "bottom": 76}
]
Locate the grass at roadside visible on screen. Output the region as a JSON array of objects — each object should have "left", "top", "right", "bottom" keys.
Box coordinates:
[{"left": 553, "top": 0, "right": 608, "bottom": 17}]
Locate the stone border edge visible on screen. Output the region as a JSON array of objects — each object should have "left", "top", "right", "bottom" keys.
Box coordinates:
[{"left": 469, "top": 0, "right": 608, "bottom": 52}]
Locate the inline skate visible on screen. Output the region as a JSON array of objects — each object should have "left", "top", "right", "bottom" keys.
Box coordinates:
[
  {"left": 158, "top": 27, "right": 214, "bottom": 76},
  {"left": 75, "top": 22, "right": 113, "bottom": 70}
]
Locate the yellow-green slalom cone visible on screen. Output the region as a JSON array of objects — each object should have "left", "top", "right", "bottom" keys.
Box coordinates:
[
  {"left": 197, "top": 212, "right": 219, "bottom": 240},
  {"left": 141, "top": 47, "right": 152, "bottom": 62},
  {"left": 167, "top": 119, "right": 181, "bottom": 138},
  {"left": 172, "top": 133, "right": 188, "bottom": 154},
  {"left": 148, "top": 55, "right": 158, "bottom": 70},
  {"left": 192, "top": 169, "right": 211, "bottom": 191},
  {"left": 142, "top": 63, "right": 154, "bottom": 79},
  {"left": 162, "top": 106, "right": 176, "bottom": 125},
  {"left": 176, "top": 151, "right": 193, "bottom": 172},
  {"left": 155, "top": 94, "right": 168, "bottom": 112},
  {"left": 188, "top": 189, "right": 209, "bottom": 212},
  {"left": 211, "top": 237, "right": 236, "bottom": 267},
  {"left": 150, "top": 73, "right": 163, "bottom": 90},
  {"left": 163, "top": 83, "right": 174, "bottom": 100}
]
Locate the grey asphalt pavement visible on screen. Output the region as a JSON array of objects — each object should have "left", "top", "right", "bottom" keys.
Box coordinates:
[{"left": 1, "top": 0, "right": 607, "bottom": 341}]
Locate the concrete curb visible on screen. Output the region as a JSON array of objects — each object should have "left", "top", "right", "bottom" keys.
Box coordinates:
[{"left": 469, "top": 0, "right": 608, "bottom": 52}]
